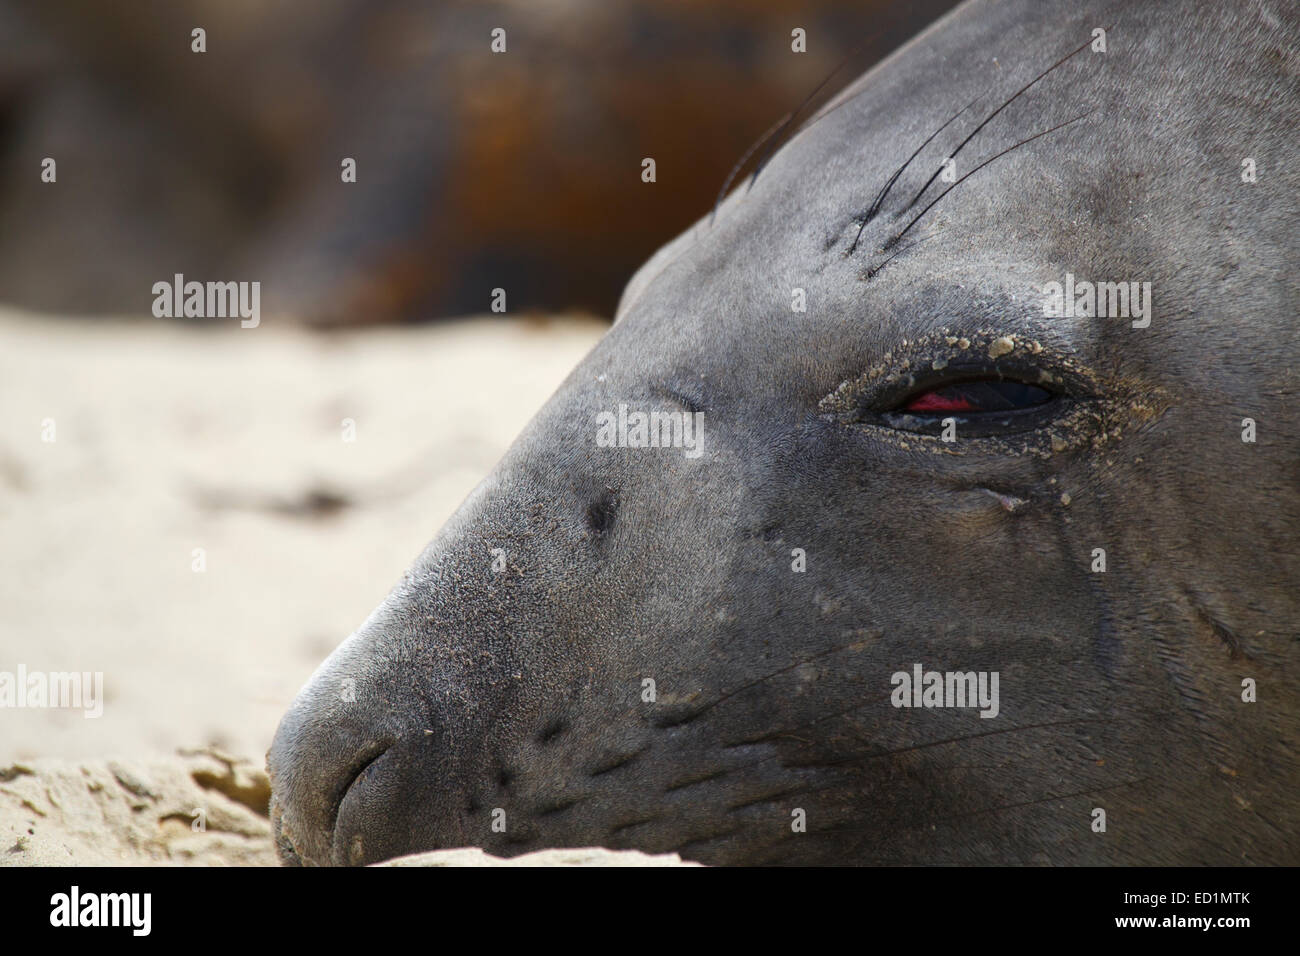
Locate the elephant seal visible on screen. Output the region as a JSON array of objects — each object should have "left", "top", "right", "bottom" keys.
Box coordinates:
[{"left": 268, "top": 0, "right": 1300, "bottom": 865}]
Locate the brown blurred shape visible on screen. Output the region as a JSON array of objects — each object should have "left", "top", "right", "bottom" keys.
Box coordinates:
[{"left": 0, "top": 0, "right": 957, "bottom": 324}]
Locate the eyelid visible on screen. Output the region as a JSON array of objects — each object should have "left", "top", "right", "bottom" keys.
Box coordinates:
[{"left": 816, "top": 332, "right": 1100, "bottom": 440}]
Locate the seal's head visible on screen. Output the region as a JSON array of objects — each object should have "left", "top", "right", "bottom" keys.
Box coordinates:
[{"left": 269, "top": 0, "right": 1299, "bottom": 865}]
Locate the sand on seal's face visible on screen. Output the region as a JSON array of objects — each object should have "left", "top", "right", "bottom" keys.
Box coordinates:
[{"left": 0, "top": 309, "right": 603, "bottom": 766}]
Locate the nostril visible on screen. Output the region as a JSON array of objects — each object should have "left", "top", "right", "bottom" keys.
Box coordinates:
[
  {"left": 330, "top": 740, "right": 394, "bottom": 835},
  {"left": 586, "top": 487, "right": 619, "bottom": 536}
]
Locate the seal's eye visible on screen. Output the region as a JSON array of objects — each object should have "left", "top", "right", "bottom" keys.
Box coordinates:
[
  {"left": 902, "top": 380, "right": 1053, "bottom": 413},
  {"left": 880, "top": 375, "right": 1062, "bottom": 437}
]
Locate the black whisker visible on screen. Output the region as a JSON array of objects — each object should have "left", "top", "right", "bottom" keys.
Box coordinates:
[
  {"left": 864, "top": 231, "right": 937, "bottom": 279},
  {"left": 744, "top": 34, "right": 881, "bottom": 191},
  {"left": 886, "top": 108, "right": 1096, "bottom": 249},
  {"left": 848, "top": 86, "right": 990, "bottom": 254},
  {"left": 710, "top": 112, "right": 790, "bottom": 225},
  {"left": 788, "top": 62, "right": 899, "bottom": 150},
  {"left": 903, "top": 30, "right": 1102, "bottom": 213}
]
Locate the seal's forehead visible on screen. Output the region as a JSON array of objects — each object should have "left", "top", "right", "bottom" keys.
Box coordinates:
[
  {"left": 613, "top": 0, "right": 1101, "bottom": 325},
  {"left": 615, "top": 0, "right": 1295, "bottom": 359}
]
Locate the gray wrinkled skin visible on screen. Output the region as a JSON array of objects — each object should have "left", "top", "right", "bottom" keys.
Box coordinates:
[{"left": 268, "top": 0, "right": 1299, "bottom": 865}]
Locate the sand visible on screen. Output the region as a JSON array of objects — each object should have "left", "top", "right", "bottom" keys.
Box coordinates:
[{"left": 0, "top": 308, "right": 626, "bottom": 865}]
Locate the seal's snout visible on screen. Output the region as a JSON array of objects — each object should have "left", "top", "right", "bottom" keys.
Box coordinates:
[
  {"left": 265, "top": 670, "right": 376, "bottom": 866},
  {"left": 269, "top": 680, "right": 438, "bottom": 865},
  {"left": 267, "top": 623, "right": 459, "bottom": 866},
  {"left": 267, "top": 440, "right": 628, "bottom": 865}
]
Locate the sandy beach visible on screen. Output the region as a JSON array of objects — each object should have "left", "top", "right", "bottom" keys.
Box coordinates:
[{"left": 0, "top": 309, "right": 606, "bottom": 864}]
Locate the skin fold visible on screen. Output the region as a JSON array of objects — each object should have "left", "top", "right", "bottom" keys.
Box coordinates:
[{"left": 268, "top": 0, "right": 1300, "bottom": 865}]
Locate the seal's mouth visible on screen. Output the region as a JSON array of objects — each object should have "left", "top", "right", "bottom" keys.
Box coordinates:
[{"left": 269, "top": 793, "right": 303, "bottom": 866}]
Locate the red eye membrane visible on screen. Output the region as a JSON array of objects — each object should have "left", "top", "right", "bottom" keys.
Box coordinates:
[{"left": 901, "top": 379, "right": 1053, "bottom": 414}]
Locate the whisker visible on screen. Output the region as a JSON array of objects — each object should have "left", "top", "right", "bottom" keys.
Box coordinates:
[
  {"left": 864, "top": 231, "right": 937, "bottom": 278},
  {"left": 783, "top": 776, "right": 1147, "bottom": 855},
  {"left": 942, "top": 776, "right": 1148, "bottom": 820},
  {"left": 711, "top": 36, "right": 879, "bottom": 225},
  {"left": 903, "top": 30, "right": 1102, "bottom": 213},
  {"left": 887, "top": 108, "right": 1096, "bottom": 249},
  {"left": 671, "top": 634, "right": 878, "bottom": 726},
  {"left": 710, "top": 112, "right": 791, "bottom": 225},
  {"left": 866, "top": 717, "right": 1105, "bottom": 761},
  {"left": 778, "top": 62, "right": 899, "bottom": 162},
  {"left": 727, "top": 706, "right": 1103, "bottom": 759},
  {"left": 744, "top": 33, "right": 881, "bottom": 190},
  {"left": 848, "top": 86, "right": 989, "bottom": 254}
]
